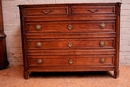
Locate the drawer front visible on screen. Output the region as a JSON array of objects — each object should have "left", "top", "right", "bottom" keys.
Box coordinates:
[
  {"left": 28, "top": 55, "right": 114, "bottom": 66},
  {"left": 26, "top": 38, "right": 115, "bottom": 50},
  {"left": 26, "top": 21, "right": 115, "bottom": 33},
  {"left": 72, "top": 6, "right": 115, "bottom": 15},
  {"left": 25, "top": 6, "right": 68, "bottom": 16}
]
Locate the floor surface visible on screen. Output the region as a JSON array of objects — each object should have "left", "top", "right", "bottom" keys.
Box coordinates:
[{"left": 0, "top": 65, "right": 130, "bottom": 87}]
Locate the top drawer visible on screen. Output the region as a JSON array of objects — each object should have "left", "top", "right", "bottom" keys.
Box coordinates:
[
  {"left": 72, "top": 6, "right": 115, "bottom": 15},
  {"left": 25, "top": 6, "right": 68, "bottom": 16}
]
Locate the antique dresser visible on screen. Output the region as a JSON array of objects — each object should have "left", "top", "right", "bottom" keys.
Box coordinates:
[
  {"left": 19, "top": 3, "right": 121, "bottom": 79},
  {"left": 0, "top": 0, "right": 9, "bottom": 69}
]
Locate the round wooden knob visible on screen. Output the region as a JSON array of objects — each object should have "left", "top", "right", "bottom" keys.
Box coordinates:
[
  {"left": 99, "top": 41, "right": 105, "bottom": 47},
  {"left": 99, "top": 58, "right": 106, "bottom": 63},
  {"left": 36, "top": 59, "right": 43, "bottom": 64},
  {"left": 36, "top": 42, "right": 42, "bottom": 48},
  {"left": 100, "top": 23, "right": 106, "bottom": 29},
  {"left": 35, "top": 24, "right": 41, "bottom": 30}
]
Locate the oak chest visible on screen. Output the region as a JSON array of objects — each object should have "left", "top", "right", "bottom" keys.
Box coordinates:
[{"left": 18, "top": 3, "right": 121, "bottom": 79}]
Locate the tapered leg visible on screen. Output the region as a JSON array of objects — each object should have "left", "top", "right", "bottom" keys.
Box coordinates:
[
  {"left": 24, "top": 71, "right": 29, "bottom": 79},
  {"left": 114, "top": 70, "right": 119, "bottom": 78}
]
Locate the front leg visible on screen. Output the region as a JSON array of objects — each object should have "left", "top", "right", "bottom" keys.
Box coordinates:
[
  {"left": 114, "top": 70, "right": 119, "bottom": 78},
  {"left": 24, "top": 71, "right": 29, "bottom": 79}
]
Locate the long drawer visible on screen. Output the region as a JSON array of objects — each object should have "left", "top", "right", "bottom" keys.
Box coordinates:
[
  {"left": 26, "top": 21, "right": 115, "bottom": 33},
  {"left": 26, "top": 38, "right": 115, "bottom": 50},
  {"left": 28, "top": 55, "right": 114, "bottom": 66}
]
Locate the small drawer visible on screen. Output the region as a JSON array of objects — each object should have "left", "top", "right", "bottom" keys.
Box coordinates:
[
  {"left": 72, "top": 6, "right": 115, "bottom": 15},
  {"left": 25, "top": 6, "right": 68, "bottom": 16},
  {"left": 26, "top": 38, "right": 115, "bottom": 50},
  {"left": 28, "top": 55, "right": 114, "bottom": 66},
  {"left": 26, "top": 21, "right": 115, "bottom": 33}
]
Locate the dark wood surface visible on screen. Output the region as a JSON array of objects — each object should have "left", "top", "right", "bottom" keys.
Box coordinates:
[
  {"left": 19, "top": 3, "right": 121, "bottom": 79},
  {"left": 0, "top": 0, "right": 9, "bottom": 69}
]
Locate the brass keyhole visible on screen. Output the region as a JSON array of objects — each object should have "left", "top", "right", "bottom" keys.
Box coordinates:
[
  {"left": 69, "top": 59, "right": 73, "bottom": 64},
  {"left": 68, "top": 42, "right": 72, "bottom": 47},
  {"left": 68, "top": 25, "right": 73, "bottom": 30}
]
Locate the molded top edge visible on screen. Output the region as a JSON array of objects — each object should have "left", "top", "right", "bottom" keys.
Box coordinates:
[{"left": 18, "top": 2, "right": 122, "bottom": 7}]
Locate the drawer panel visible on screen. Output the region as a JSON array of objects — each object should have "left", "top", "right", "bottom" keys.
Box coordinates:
[
  {"left": 25, "top": 6, "right": 68, "bottom": 16},
  {"left": 72, "top": 6, "right": 115, "bottom": 15},
  {"left": 28, "top": 55, "right": 114, "bottom": 66},
  {"left": 26, "top": 38, "right": 115, "bottom": 50},
  {"left": 26, "top": 21, "right": 115, "bottom": 33}
]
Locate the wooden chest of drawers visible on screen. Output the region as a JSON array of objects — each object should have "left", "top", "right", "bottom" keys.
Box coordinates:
[{"left": 18, "top": 3, "right": 121, "bottom": 79}]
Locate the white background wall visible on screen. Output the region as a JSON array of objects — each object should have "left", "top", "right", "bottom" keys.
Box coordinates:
[{"left": 1, "top": 0, "right": 130, "bottom": 66}]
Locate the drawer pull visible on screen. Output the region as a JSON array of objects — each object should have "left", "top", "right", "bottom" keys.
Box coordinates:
[
  {"left": 69, "top": 59, "right": 73, "bottom": 64},
  {"left": 100, "top": 23, "right": 106, "bottom": 29},
  {"left": 99, "top": 41, "right": 105, "bottom": 47},
  {"left": 68, "top": 25, "right": 73, "bottom": 30},
  {"left": 100, "top": 58, "right": 106, "bottom": 63},
  {"left": 68, "top": 42, "right": 72, "bottom": 47},
  {"left": 88, "top": 9, "right": 98, "bottom": 13},
  {"left": 36, "top": 59, "right": 43, "bottom": 64},
  {"left": 41, "top": 10, "right": 52, "bottom": 15},
  {"left": 36, "top": 42, "right": 42, "bottom": 48},
  {"left": 35, "top": 24, "right": 41, "bottom": 30}
]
